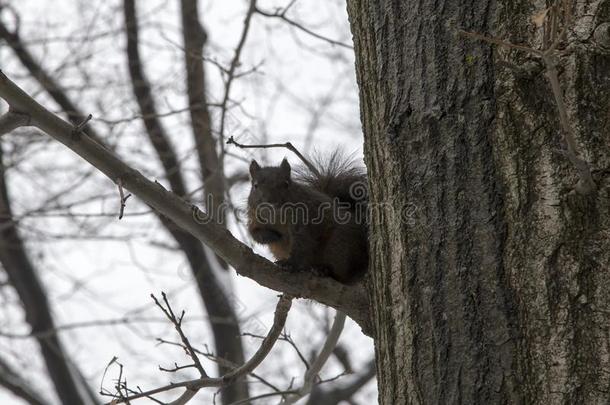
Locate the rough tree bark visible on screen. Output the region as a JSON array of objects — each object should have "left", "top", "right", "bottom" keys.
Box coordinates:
[{"left": 347, "top": 0, "right": 609, "bottom": 404}]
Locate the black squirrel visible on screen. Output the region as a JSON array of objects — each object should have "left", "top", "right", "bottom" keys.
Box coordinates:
[{"left": 247, "top": 153, "right": 368, "bottom": 284}]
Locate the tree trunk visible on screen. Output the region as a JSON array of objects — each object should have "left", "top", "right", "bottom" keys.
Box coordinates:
[{"left": 347, "top": 1, "right": 610, "bottom": 404}]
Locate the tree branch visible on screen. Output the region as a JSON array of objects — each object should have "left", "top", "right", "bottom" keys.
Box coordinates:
[{"left": 0, "top": 109, "right": 29, "bottom": 136}]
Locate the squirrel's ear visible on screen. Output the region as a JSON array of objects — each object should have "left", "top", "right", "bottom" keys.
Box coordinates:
[
  {"left": 249, "top": 160, "right": 261, "bottom": 177},
  {"left": 280, "top": 158, "right": 291, "bottom": 177}
]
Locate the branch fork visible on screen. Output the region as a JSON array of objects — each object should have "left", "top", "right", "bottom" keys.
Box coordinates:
[{"left": 0, "top": 108, "right": 29, "bottom": 136}]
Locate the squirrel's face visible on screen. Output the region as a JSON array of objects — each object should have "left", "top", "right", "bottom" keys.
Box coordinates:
[{"left": 248, "top": 159, "right": 292, "bottom": 206}]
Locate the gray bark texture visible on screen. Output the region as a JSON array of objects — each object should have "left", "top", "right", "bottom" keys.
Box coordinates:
[{"left": 346, "top": 0, "right": 610, "bottom": 404}]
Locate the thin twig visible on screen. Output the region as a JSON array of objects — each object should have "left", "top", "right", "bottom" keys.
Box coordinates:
[
  {"left": 71, "top": 113, "right": 92, "bottom": 138},
  {"left": 116, "top": 178, "right": 132, "bottom": 220},
  {"left": 255, "top": 6, "right": 353, "bottom": 49},
  {"left": 218, "top": 0, "right": 258, "bottom": 153},
  {"left": 73, "top": 113, "right": 92, "bottom": 131},
  {"left": 151, "top": 292, "right": 207, "bottom": 378},
  {"left": 280, "top": 311, "right": 347, "bottom": 404},
  {"left": 280, "top": 332, "right": 311, "bottom": 369},
  {"left": 103, "top": 294, "right": 293, "bottom": 404},
  {"left": 227, "top": 136, "right": 320, "bottom": 177}
]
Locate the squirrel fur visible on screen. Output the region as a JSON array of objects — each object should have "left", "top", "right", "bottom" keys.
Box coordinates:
[{"left": 247, "top": 153, "right": 368, "bottom": 284}]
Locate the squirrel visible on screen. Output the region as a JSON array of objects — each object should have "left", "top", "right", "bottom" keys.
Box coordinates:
[{"left": 247, "top": 153, "right": 368, "bottom": 284}]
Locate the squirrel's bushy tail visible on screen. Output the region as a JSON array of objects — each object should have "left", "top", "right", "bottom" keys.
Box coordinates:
[{"left": 295, "top": 150, "right": 368, "bottom": 208}]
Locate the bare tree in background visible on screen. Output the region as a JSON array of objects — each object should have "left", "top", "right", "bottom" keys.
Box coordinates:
[
  {"left": 0, "top": 0, "right": 248, "bottom": 402},
  {"left": 0, "top": 0, "right": 374, "bottom": 404}
]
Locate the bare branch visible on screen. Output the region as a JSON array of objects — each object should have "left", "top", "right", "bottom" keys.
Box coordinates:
[
  {"left": 103, "top": 295, "right": 293, "bottom": 404},
  {"left": 218, "top": 0, "right": 257, "bottom": 154},
  {"left": 151, "top": 292, "right": 208, "bottom": 378},
  {"left": 225, "top": 296, "right": 294, "bottom": 381},
  {"left": 227, "top": 136, "right": 321, "bottom": 177},
  {"left": 179, "top": 2, "right": 237, "bottom": 324},
  {"left": 158, "top": 337, "right": 284, "bottom": 393},
  {"left": 168, "top": 389, "right": 197, "bottom": 405},
  {"left": 0, "top": 20, "right": 97, "bottom": 136},
  {"left": 255, "top": 5, "right": 353, "bottom": 49},
  {"left": 228, "top": 390, "right": 299, "bottom": 405},
  {"left": 116, "top": 178, "right": 131, "bottom": 220}
]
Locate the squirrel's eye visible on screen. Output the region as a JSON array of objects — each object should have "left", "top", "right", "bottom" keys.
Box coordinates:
[{"left": 253, "top": 182, "right": 258, "bottom": 189}]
